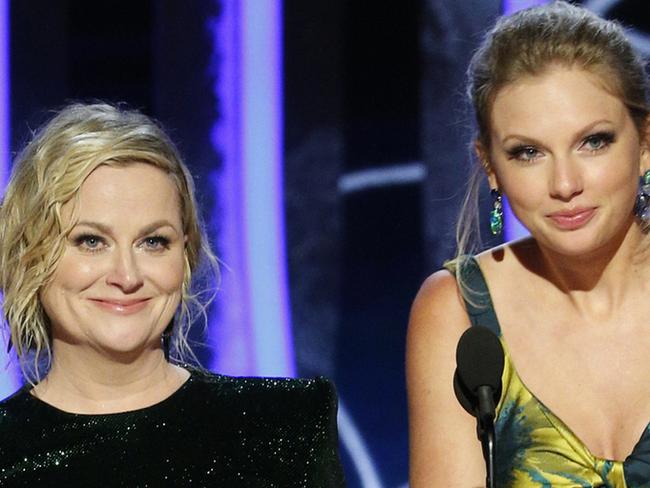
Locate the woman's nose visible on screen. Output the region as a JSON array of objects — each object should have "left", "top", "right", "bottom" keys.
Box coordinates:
[
  {"left": 550, "top": 158, "right": 583, "bottom": 201},
  {"left": 106, "top": 248, "right": 144, "bottom": 293}
]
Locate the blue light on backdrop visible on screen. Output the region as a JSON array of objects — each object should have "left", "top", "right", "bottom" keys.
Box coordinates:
[
  {"left": 502, "top": 0, "right": 548, "bottom": 13},
  {"left": 0, "top": 0, "right": 21, "bottom": 398},
  {"left": 209, "top": 0, "right": 295, "bottom": 377},
  {"left": 0, "top": 0, "right": 7, "bottom": 190}
]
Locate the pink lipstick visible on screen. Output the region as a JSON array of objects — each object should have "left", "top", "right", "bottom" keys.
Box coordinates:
[
  {"left": 547, "top": 207, "right": 596, "bottom": 230},
  {"left": 88, "top": 298, "right": 150, "bottom": 315}
]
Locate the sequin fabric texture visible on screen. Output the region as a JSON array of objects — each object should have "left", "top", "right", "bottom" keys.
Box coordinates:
[{"left": 0, "top": 369, "right": 346, "bottom": 487}]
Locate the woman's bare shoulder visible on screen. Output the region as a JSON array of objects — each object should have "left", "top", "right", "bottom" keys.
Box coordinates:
[
  {"left": 406, "top": 269, "right": 487, "bottom": 485},
  {"left": 409, "top": 268, "right": 469, "bottom": 336},
  {"left": 407, "top": 268, "right": 471, "bottom": 392}
]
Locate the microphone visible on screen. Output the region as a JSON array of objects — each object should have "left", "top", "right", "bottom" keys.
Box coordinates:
[
  {"left": 454, "top": 326, "right": 504, "bottom": 421},
  {"left": 454, "top": 326, "right": 504, "bottom": 488}
]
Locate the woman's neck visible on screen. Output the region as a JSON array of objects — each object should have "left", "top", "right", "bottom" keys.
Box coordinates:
[
  {"left": 530, "top": 221, "right": 650, "bottom": 318},
  {"left": 32, "top": 346, "right": 189, "bottom": 414}
]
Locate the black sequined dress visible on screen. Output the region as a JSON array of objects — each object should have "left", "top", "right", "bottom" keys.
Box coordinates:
[{"left": 0, "top": 368, "right": 346, "bottom": 487}]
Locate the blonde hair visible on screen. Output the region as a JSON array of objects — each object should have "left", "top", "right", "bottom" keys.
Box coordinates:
[
  {"left": 451, "top": 1, "right": 649, "bottom": 275},
  {"left": 0, "top": 102, "right": 218, "bottom": 381}
]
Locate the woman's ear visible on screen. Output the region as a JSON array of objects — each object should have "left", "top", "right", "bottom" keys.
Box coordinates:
[
  {"left": 474, "top": 139, "right": 498, "bottom": 189},
  {"left": 640, "top": 115, "right": 650, "bottom": 175}
]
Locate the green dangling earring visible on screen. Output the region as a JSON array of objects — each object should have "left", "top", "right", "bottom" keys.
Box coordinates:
[{"left": 490, "top": 189, "right": 503, "bottom": 236}]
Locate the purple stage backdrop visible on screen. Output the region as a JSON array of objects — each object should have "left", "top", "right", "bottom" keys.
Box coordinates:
[{"left": 4, "top": 1, "right": 650, "bottom": 486}]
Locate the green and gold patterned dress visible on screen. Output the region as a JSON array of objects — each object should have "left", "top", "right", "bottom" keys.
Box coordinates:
[{"left": 451, "top": 257, "right": 650, "bottom": 488}]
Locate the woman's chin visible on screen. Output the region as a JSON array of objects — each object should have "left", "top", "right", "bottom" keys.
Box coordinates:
[{"left": 88, "top": 333, "right": 162, "bottom": 362}]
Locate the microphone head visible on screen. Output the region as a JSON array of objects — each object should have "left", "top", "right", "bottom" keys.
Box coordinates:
[
  {"left": 454, "top": 326, "right": 504, "bottom": 415},
  {"left": 453, "top": 369, "right": 476, "bottom": 416}
]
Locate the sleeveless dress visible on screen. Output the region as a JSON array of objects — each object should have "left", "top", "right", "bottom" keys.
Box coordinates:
[
  {"left": 0, "top": 368, "right": 346, "bottom": 487},
  {"left": 453, "top": 257, "right": 650, "bottom": 488}
]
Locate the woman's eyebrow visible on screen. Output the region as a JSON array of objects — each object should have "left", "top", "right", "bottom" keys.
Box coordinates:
[
  {"left": 499, "top": 119, "right": 615, "bottom": 147},
  {"left": 139, "top": 220, "right": 179, "bottom": 235},
  {"left": 73, "top": 220, "right": 179, "bottom": 236},
  {"left": 73, "top": 221, "right": 112, "bottom": 234}
]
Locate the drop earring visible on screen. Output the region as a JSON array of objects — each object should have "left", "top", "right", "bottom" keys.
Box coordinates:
[
  {"left": 490, "top": 189, "right": 503, "bottom": 236},
  {"left": 634, "top": 169, "right": 650, "bottom": 224}
]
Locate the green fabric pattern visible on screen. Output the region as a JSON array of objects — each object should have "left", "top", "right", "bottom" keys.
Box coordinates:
[{"left": 450, "top": 257, "right": 650, "bottom": 488}]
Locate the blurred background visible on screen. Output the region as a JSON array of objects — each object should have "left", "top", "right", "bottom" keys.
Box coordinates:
[{"left": 1, "top": 1, "right": 649, "bottom": 486}]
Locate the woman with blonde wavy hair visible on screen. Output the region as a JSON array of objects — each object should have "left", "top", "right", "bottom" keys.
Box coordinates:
[
  {"left": 408, "top": 1, "right": 650, "bottom": 487},
  {"left": 0, "top": 102, "right": 345, "bottom": 486}
]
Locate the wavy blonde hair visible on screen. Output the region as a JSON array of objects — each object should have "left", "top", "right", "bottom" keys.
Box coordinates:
[
  {"left": 450, "top": 1, "right": 649, "bottom": 279},
  {"left": 0, "top": 102, "right": 218, "bottom": 381}
]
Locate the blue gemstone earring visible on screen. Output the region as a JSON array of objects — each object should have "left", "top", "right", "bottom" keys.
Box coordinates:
[
  {"left": 634, "top": 170, "right": 650, "bottom": 224},
  {"left": 490, "top": 189, "right": 503, "bottom": 236}
]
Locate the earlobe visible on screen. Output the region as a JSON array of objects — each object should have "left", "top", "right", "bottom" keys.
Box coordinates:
[
  {"left": 474, "top": 140, "right": 499, "bottom": 189},
  {"left": 640, "top": 146, "right": 650, "bottom": 177},
  {"left": 641, "top": 116, "right": 650, "bottom": 174},
  {"left": 487, "top": 171, "right": 499, "bottom": 191}
]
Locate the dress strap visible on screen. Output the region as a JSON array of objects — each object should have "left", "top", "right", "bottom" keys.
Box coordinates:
[{"left": 447, "top": 256, "right": 502, "bottom": 336}]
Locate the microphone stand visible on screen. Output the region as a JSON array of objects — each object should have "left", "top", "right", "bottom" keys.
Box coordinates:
[
  {"left": 454, "top": 326, "right": 503, "bottom": 488},
  {"left": 476, "top": 386, "right": 496, "bottom": 488}
]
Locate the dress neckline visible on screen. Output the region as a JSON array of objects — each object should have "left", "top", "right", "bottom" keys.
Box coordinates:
[
  {"left": 500, "top": 339, "right": 650, "bottom": 465},
  {"left": 20, "top": 367, "right": 195, "bottom": 418},
  {"left": 468, "top": 256, "right": 650, "bottom": 465}
]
